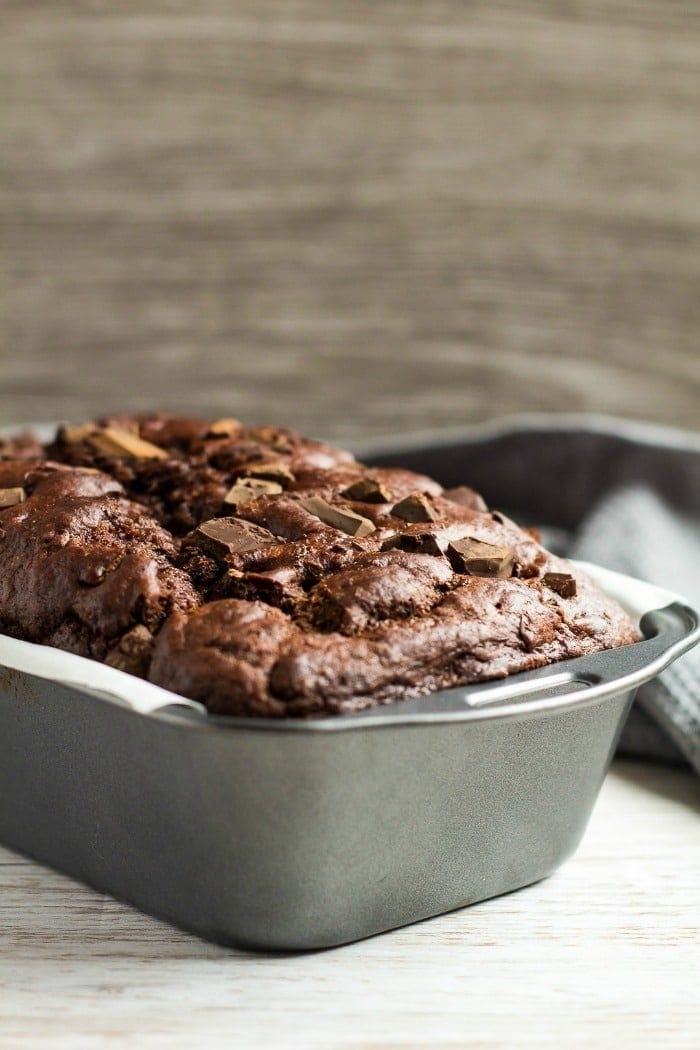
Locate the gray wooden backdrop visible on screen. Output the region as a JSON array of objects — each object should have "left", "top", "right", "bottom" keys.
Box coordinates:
[{"left": 2, "top": 1, "right": 699, "bottom": 442}]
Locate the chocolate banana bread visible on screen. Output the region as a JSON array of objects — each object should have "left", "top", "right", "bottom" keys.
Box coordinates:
[{"left": 0, "top": 415, "right": 638, "bottom": 717}]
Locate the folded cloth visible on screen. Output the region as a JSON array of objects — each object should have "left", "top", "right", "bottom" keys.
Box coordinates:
[
  {"left": 363, "top": 416, "right": 700, "bottom": 774},
  {"left": 570, "top": 488, "right": 700, "bottom": 772}
]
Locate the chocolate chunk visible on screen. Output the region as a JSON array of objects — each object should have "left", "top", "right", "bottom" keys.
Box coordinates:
[
  {"left": 447, "top": 537, "right": 515, "bottom": 578},
  {"left": 444, "top": 486, "right": 488, "bottom": 512},
  {"left": 105, "top": 625, "right": 154, "bottom": 677},
  {"left": 224, "top": 477, "right": 283, "bottom": 507},
  {"left": 244, "top": 461, "right": 295, "bottom": 486},
  {"left": 383, "top": 523, "right": 471, "bottom": 557},
  {"left": 220, "top": 566, "right": 303, "bottom": 609},
  {"left": 0, "top": 487, "right": 26, "bottom": 508},
  {"left": 300, "top": 496, "right": 375, "bottom": 537},
  {"left": 543, "top": 572, "right": 577, "bottom": 598},
  {"left": 88, "top": 427, "right": 169, "bottom": 461},
  {"left": 207, "top": 417, "right": 243, "bottom": 437},
  {"left": 341, "top": 478, "right": 391, "bottom": 503},
  {"left": 383, "top": 531, "right": 443, "bottom": 557},
  {"left": 391, "top": 493, "right": 438, "bottom": 523},
  {"left": 60, "top": 422, "right": 99, "bottom": 444},
  {"left": 190, "top": 517, "right": 277, "bottom": 560}
]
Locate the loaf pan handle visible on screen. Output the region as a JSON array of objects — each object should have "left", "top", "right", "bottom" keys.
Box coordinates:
[{"left": 337, "top": 601, "right": 699, "bottom": 726}]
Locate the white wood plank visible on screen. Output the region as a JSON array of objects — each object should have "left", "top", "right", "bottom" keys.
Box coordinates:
[{"left": 0, "top": 761, "right": 698, "bottom": 1048}]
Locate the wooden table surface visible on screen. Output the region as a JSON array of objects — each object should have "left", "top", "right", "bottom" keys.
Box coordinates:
[{"left": 0, "top": 760, "right": 698, "bottom": 1049}]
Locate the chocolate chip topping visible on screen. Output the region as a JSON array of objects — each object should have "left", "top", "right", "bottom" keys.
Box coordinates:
[
  {"left": 0, "top": 487, "right": 26, "bottom": 508},
  {"left": 88, "top": 426, "right": 169, "bottom": 461},
  {"left": 341, "top": 478, "right": 392, "bottom": 503},
  {"left": 60, "top": 422, "right": 99, "bottom": 445},
  {"left": 383, "top": 522, "right": 472, "bottom": 557},
  {"left": 207, "top": 418, "right": 243, "bottom": 437},
  {"left": 300, "top": 496, "right": 376, "bottom": 537},
  {"left": 244, "top": 462, "right": 295, "bottom": 486},
  {"left": 383, "top": 531, "right": 443, "bottom": 557},
  {"left": 224, "top": 477, "right": 283, "bottom": 507},
  {"left": 190, "top": 517, "right": 277, "bottom": 560},
  {"left": 218, "top": 565, "right": 304, "bottom": 610},
  {"left": 391, "top": 493, "right": 438, "bottom": 523},
  {"left": 543, "top": 572, "right": 577, "bottom": 598},
  {"left": 447, "top": 537, "right": 515, "bottom": 578}
]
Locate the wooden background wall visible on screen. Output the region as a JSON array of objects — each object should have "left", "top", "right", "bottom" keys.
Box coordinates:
[{"left": 2, "top": 1, "right": 698, "bottom": 442}]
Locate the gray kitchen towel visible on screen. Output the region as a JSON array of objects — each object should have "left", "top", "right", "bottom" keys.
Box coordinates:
[
  {"left": 570, "top": 487, "right": 700, "bottom": 772},
  {"left": 362, "top": 416, "right": 700, "bottom": 774}
]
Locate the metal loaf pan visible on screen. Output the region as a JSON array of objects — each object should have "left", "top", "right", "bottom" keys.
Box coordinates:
[{"left": 0, "top": 562, "right": 697, "bottom": 951}]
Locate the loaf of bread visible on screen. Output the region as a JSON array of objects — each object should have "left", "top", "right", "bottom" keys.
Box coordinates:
[{"left": 0, "top": 416, "right": 638, "bottom": 716}]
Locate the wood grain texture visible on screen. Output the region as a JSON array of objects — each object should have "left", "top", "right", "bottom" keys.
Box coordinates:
[
  {"left": 0, "top": 762, "right": 698, "bottom": 1048},
  {"left": 1, "top": 1, "right": 699, "bottom": 441}
]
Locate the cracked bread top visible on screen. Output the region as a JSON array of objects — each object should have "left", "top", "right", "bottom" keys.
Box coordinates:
[{"left": 0, "top": 415, "right": 638, "bottom": 717}]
